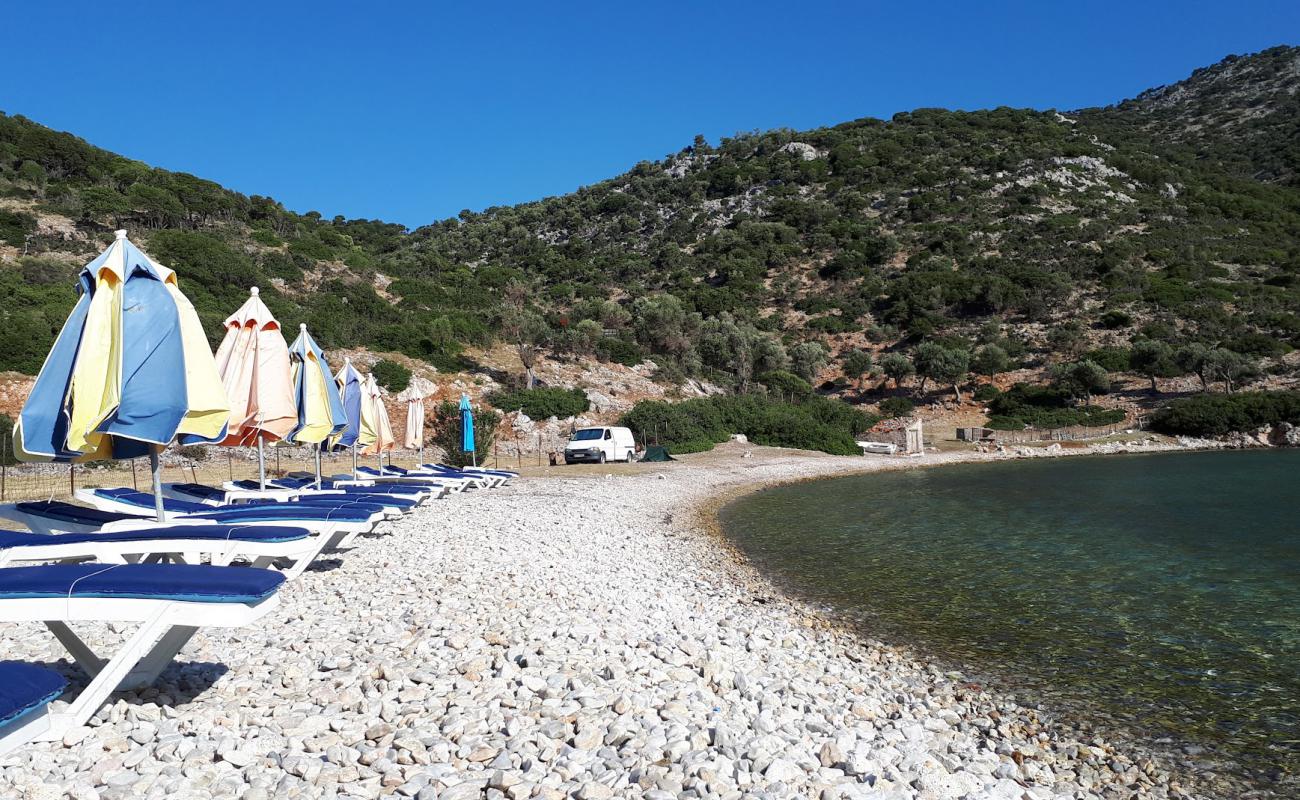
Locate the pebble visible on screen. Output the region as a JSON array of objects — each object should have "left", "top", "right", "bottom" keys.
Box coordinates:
[{"left": 0, "top": 452, "right": 1199, "bottom": 799}]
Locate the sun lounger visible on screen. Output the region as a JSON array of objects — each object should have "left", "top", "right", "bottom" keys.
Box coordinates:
[
  {"left": 0, "top": 562, "right": 283, "bottom": 741},
  {"left": 74, "top": 487, "right": 388, "bottom": 527},
  {"left": 231, "top": 476, "right": 438, "bottom": 503},
  {"left": 423, "top": 464, "right": 513, "bottom": 488},
  {"left": 0, "top": 525, "right": 324, "bottom": 579},
  {"left": 162, "top": 482, "right": 343, "bottom": 505},
  {"left": 0, "top": 661, "right": 68, "bottom": 756},
  {"left": 368, "top": 465, "right": 478, "bottom": 491},
  {"left": 0, "top": 500, "right": 377, "bottom": 551},
  {"left": 347, "top": 466, "right": 460, "bottom": 491},
  {"left": 144, "top": 485, "right": 408, "bottom": 520}
]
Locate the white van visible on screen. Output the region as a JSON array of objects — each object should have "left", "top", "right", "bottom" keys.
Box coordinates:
[{"left": 564, "top": 426, "right": 637, "bottom": 464}]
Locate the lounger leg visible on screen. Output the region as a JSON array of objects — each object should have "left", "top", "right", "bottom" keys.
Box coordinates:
[
  {"left": 119, "top": 624, "right": 199, "bottom": 689},
  {"left": 40, "top": 612, "right": 179, "bottom": 739},
  {"left": 45, "top": 621, "right": 106, "bottom": 676}
]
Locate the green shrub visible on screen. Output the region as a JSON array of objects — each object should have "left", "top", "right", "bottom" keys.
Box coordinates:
[
  {"left": 596, "top": 336, "right": 646, "bottom": 367},
  {"left": 288, "top": 235, "right": 334, "bottom": 261},
  {"left": 986, "top": 383, "right": 1125, "bottom": 429},
  {"left": 972, "top": 384, "right": 1000, "bottom": 403},
  {"left": 1084, "top": 346, "right": 1132, "bottom": 372},
  {"left": 807, "top": 315, "right": 855, "bottom": 334},
  {"left": 620, "top": 395, "right": 876, "bottom": 456},
  {"left": 1099, "top": 310, "right": 1133, "bottom": 329},
  {"left": 250, "top": 228, "right": 281, "bottom": 247},
  {"left": 878, "top": 397, "right": 914, "bottom": 418},
  {"left": 757, "top": 370, "right": 812, "bottom": 399},
  {"left": 1225, "top": 333, "right": 1291, "bottom": 358},
  {"left": 430, "top": 400, "right": 500, "bottom": 467},
  {"left": 1149, "top": 391, "right": 1300, "bottom": 436},
  {"left": 488, "top": 386, "right": 589, "bottom": 419},
  {"left": 0, "top": 210, "right": 36, "bottom": 246},
  {"left": 370, "top": 359, "right": 411, "bottom": 392}
]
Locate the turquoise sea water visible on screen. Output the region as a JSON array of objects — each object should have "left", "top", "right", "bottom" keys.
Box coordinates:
[{"left": 720, "top": 450, "right": 1300, "bottom": 787}]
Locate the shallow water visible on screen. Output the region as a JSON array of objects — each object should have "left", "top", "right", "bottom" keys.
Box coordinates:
[{"left": 720, "top": 450, "right": 1300, "bottom": 786}]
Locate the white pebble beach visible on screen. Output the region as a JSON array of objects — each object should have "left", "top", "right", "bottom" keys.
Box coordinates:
[{"left": 0, "top": 444, "right": 1202, "bottom": 800}]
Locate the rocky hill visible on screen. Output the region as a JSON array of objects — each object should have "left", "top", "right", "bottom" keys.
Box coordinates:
[{"left": 1, "top": 46, "right": 1297, "bottom": 419}]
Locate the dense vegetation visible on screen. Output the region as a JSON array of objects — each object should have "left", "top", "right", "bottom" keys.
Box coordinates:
[
  {"left": 429, "top": 401, "right": 500, "bottom": 467},
  {"left": 487, "top": 387, "right": 590, "bottom": 420},
  {"left": 985, "top": 385, "right": 1127, "bottom": 430},
  {"left": 2, "top": 47, "right": 1298, "bottom": 431},
  {"left": 1149, "top": 390, "right": 1300, "bottom": 436},
  {"left": 620, "top": 395, "right": 876, "bottom": 455}
]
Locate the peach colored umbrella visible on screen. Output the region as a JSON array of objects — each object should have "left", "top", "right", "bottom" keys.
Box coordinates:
[
  {"left": 359, "top": 373, "right": 395, "bottom": 466},
  {"left": 214, "top": 287, "right": 296, "bottom": 488}
]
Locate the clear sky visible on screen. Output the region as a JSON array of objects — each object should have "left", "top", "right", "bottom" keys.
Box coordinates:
[{"left": 4, "top": 1, "right": 1297, "bottom": 228}]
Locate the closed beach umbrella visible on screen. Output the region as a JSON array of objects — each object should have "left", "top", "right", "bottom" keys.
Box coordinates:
[
  {"left": 359, "top": 373, "right": 395, "bottom": 469},
  {"left": 331, "top": 358, "right": 365, "bottom": 477},
  {"left": 214, "top": 287, "right": 296, "bottom": 489},
  {"left": 396, "top": 376, "right": 435, "bottom": 460},
  {"left": 13, "top": 230, "right": 229, "bottom": 520},
  {"left": 288, "top": 323, "right": 347, "bottom": 485},
  {"left": 459, "top": 393, "right": 476, "bottom": 466}
]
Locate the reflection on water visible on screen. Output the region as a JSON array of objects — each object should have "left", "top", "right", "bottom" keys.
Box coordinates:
[{"left": 720, "top": 450, "right": 1300, "bottom": 786}]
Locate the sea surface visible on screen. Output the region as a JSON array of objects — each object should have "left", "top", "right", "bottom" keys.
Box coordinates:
[{"left": 720, "top": 450, "right": 1300, "bottom": 788}]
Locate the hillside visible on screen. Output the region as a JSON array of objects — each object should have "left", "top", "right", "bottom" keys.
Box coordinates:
[{"left": 1, "top": 46, "right": 1298, "bottom": 423}]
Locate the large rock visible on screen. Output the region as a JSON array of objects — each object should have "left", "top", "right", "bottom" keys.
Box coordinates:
[{"left": 1270, "top": 421, "right": 1300, "bottom": 446}]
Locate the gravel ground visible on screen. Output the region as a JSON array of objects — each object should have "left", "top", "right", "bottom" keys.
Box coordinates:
[{"left": 0, "top": 444, "right": 1205, "bottom": 800}]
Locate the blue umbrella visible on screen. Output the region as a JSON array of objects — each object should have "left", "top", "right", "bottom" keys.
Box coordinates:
[
  {"left": 331, "top": 358, "right": 366, "bottom": 477},
  {"left": 460, "top": 393, "right": 476, "bottom": 466},
  {"left": 14, "top": 230, "right": 229, "bottom": 520},
  {"left": 288, "top": 324, "right": 348, "bottom": 486}
]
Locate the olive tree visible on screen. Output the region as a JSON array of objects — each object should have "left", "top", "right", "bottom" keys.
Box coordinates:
[{"left": 914, "top": 342, "right": 970, "bottom": 401}]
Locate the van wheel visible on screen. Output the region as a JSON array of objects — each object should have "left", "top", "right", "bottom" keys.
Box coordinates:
[
  {"left": 625, "top": 452, "right": 635, "bottom": 463},
  {"left": 598, "top": 453, "right": 606, "bottom": 464}
]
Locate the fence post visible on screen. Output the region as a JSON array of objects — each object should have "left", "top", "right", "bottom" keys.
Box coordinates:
[
  {"left": 1, "top": 435, "right": 6, "bottom": 502},
  {"left": 537, "top": 433, "right": 542, "bottom": 466}
]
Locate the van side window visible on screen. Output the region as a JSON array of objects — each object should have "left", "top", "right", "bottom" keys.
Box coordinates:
[{"left": 604, "top": 430, "right": 612, "bottom": 439}]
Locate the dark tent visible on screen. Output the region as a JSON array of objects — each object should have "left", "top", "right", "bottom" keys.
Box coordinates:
[{"left": 640, "top": 445, "right": 675, "bottom": 462}]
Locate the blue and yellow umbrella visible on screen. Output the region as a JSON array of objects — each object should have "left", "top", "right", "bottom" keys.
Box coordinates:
[
  {"left": 13, "top": 230, "right": 230, "bottom": 519},
  {"left": 288, "top": 324, "right": 347, "bottom": 485}
]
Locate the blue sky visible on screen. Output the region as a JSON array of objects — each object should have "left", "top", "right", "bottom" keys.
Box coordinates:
[{"left": 4, "top": 1, "right": 1297, "bottom": 228}]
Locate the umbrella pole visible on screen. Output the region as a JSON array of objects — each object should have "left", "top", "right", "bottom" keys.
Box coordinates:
[
  {"left": 150, "top": 446, "right": 165, "bottom": 522},
  {"left": 315, "top": 443, "right": 322, "bottom": 489},
  {"left": 257, "top": 435, "right": 267, "bottom": 491},
  {"left": 351, "top": 445, "right": 358, "bottom": 480}
]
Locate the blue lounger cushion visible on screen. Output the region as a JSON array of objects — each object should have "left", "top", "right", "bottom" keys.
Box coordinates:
[
  {"left": 17, "top": 500, "right": 372, "bottom": 526},
  {"left": 0, "top": 661, "right": 67, "bottom": 728},
  {"left": 167, "top": 484, "right": 227, "bottom": 501},
  {"left": 82, "top": 490, "right": 377, "bottom": 524},
  {"left": 250, "top": 478, "right": 426, "bottom": 498},
  {"left": 16, "top": 502, "right": 135, "bottom": 525},
  {"left": 0, "top": 563, "right": 285, "bottom": 603},
  {"left": 0, "top": 525, "right": 310, "bottom": 549}
]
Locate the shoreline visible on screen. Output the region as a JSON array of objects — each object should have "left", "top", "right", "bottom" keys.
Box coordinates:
[
  {"left": 0, "top": 441, "right": 1246, "bottom": 800},
  {"left": 697, "top": 443, "right": 1278, "bottom": 800}
]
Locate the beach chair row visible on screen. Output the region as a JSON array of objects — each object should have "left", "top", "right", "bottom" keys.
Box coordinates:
[{"left": 0, "top": 463, "right": 516, "bottom": 756}]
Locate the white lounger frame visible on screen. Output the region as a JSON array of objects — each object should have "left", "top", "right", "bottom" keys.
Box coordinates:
[
  {"left": 161, "top": 483, "right": 347, "bottom": 506},
  {"left": 326, "top": 476, "right": 450, "bottom": 499},
  {"left": 0, "top": 703, "right": 56, "bottom": 757},
  {"left": 0, "top": 534, "right": 327, "bottom": 580},
  {"left": 4, "top": 592, "right": 280, "bottom": 740},
  {"left": 0, "top": 502, "right": 375, "bottom": 552}
]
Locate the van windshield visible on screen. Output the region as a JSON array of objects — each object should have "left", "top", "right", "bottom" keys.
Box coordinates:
[{"left": 571, "top": 429, "right": 604, "bottom": 441}]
